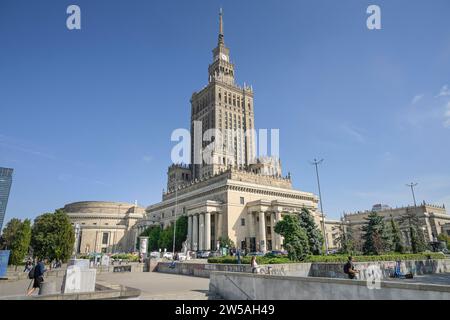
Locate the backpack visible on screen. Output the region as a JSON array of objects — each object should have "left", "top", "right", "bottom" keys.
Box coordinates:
[
  {"left": 343, "top": 262, "right": 351, "bottom": 274},
  {"left": 28, "top": 266, "right": 35, "bottom": 279}
]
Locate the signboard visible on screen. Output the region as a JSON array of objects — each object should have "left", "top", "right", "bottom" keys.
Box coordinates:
[
  {"left": 101, "top": 255, "right": 110, "bottom": 266},
  {"left": 0, "top": 250, "right": 11, "bottom": 278},
  {"left": 139, "top": 237, "right": 148, "bottom": 255}
]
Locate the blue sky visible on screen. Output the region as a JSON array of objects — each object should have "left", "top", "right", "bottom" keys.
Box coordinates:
[{"left": 1, "top": 0, "right": 449, "bottom": 224}]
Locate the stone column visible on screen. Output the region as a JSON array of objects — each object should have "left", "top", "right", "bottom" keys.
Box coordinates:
[
  {"left": 275, "top": 211, "right": 283, "bottom": 250},
  {"left": 192, "top": 214, "right": 198, "bottom": 251},
  {"left": 187, "top": 215, "right": 193, "bottom": 250},
  {"left": 199, "top": 213, "right": 205, "bottom": 251},
  {"left": 216, "top": 212, "right": 223, "bottom": 240},
  {"left": 259, "top": 211, "right": 267, "bottom": 253},
  {"left": 213, "top": 211, "right": 222, "bottom": 250},
  {"left": 248, "top": 212, "right": 255, "bottom": 237},
  {"left": 270, "top": 212, "right": 275, "bottom": 251},
  {"left": 205, "top": 212, "right": 211, "bottom": 250}
]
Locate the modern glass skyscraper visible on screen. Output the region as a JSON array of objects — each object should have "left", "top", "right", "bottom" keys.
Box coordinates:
[{"left": 0, "top": 167, "right": 13, "bottom": 232}]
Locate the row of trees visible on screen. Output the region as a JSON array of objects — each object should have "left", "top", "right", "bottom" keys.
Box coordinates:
[
  {"left": 138, "top": 216, "right": 188, "bottom": 252},
  {"left": 338, "top": 209, "right": 429, "bottom": 256},
  {"left": 0, "top": 210, "right": 74, "bottom": 267},
  {"left": 138, "top": 216, "right": 236, "bottom": 253},
  {"left": 274, "top": 208, "right": 324, "bottom": 261},
  {"left": 273, "top": 207, "right": 435, "bottom": 261}
]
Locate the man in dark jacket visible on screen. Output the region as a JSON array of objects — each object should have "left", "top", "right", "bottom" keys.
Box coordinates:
[
  {"left": 344, "top": 256, "right": 359, "bottom": 279},
  {"left": 27, "top": 259, "right": 47, "bottom": 296}
]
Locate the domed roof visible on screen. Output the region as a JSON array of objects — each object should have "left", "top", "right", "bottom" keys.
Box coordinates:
[{"left": 63, "top": 201, "right": 145, "bottom": 214}]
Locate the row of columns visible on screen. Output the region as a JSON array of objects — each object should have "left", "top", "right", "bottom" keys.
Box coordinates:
[
  {"left": 187, "top": 212, "right": 221, "bottom": 251},
  {"left": 253, "top": 211, "right": 283, "bottom": 253}
]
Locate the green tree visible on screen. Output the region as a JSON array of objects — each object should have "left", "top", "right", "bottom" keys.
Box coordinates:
[
  {"left": 139, "top": 226, "right": 161, "bottom": 251},
  {"left": 31, "top": 209, "right": 75, "bottom": 262},
  {"left": 399, "top": 208, "right": 428, "bottom": 253},
  {"left": 362, "top": 211, "right": 391, "bottom": 255},
  {"left": 158, "top": 225, "right": 173, "bottom": 251},
  {"left": 390, "top": 217, "right": 405, "bottom": 253},
  {"left": 336, "top": 222, "right": 355, "bottom": 255},
  {"left": 274, "top": 215, "right": 310, "bottom": 261},
  {"left": 1, "top": 218, "right": 32, "bottom": 268},
  {"left": 437, "top": 233, "right": 450, "bottom": 250},
  {"left": 1, "top": 218, "right": 22, "bottom": 249},
  {"left": 154, "top": 216, "right": 189, "bottom": 252},
  {"left": 174, "top": 216, "right": 188, "bottom": 251},
  {"left": 218, "top": 236, "right": 235, "bottom": 249},
  {"left": 298, "top": 208, "right": 324, "bottom": 255}
]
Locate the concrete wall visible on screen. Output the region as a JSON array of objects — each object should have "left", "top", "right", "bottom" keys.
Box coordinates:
[
  {"left": 156, "top": 259, "right": 450, "bottom": 280},
  {"left": 310, "top": 259, "right": 450, "bottom": 281},
  {"left": 156, "top": 262, "right": 312, "bottom": 278},
  {"left": 5, "top": 263, "right": 146, "bottom": 281},
  {"left": 209, "top": 272, "right": 450, "bottom": 300}
]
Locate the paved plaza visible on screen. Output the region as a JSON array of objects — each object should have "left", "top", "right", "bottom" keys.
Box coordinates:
[
  {"left": 96, "top": 272, "right": 210, "bottom": 300},
  {"left": 385, "top": 273, "right": 450, "bottom": 286},
  {"left": 2, "top": 271, "right": 450, "bottom": 300},
  {"left": 0, "top": 271, "right": 210, "bottom": 300}
]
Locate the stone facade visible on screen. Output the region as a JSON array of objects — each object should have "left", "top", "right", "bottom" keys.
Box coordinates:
[
  {"left": 342, "top": 203, "right": 450, "bottom": 247},
  {"left": 64, "top": 201, "right": 145, "bottom": 254},
  {"left": 145, "top": 168, "right": 319, "bottom": 253}
]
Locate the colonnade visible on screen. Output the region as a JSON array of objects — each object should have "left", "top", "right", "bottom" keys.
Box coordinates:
[{"left": 187, "top": 212, "right": 222, "bottom": 251}]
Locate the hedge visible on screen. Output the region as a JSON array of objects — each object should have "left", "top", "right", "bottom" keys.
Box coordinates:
[
  {"left": 207, "top": 252, "right": 446, "bottom": 264},
  {"left": 208, "top": 256, "right": 294, "bottom": 265},
  {"left": 111, "top": 253, "right": 139, "bottom": 262},
  {"left": 304, "top": 252, "right": 446, "bottom": 263},
  {"left": 78, "top": 253, "right": 139, "bottom": 262}
]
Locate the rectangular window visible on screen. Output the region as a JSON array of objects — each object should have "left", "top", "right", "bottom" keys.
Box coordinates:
[
  {"left": 102, "top": 232, "right": 109, "bottom": 245},
  {"left": 240, "top": 197, "right": 245, "bottom": 205},
  {"left": 241, "top": 218, "right": 245, "bottom": 226}
]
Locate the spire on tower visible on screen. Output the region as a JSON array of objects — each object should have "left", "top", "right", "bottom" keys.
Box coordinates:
[{"left": 218, "top": 8, "right": 224, "bottom": 45}]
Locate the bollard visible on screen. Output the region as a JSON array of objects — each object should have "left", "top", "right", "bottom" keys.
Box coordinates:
[{"left": 39, "top": 281, "right": 57, "bottom": 295}]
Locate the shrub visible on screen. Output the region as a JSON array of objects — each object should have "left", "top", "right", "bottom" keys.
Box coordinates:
[
  {"left": 111, "top": 253, "right": 139, "bottom": 262},
  {"left": 207, "top": 253, "right": 445, "bottom": 264},
  {"left": 304, "top": 252, "right": 445, "bottom": 263},
  {"left": 208, "top": 255, "right": 292, "bottom": 265}
]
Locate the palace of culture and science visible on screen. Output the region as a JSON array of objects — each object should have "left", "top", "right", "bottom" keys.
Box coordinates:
[
  {"left": 137, "top": 10, "right": 328, "bottom": 253},
  {"left": 64, "top": 11, "right": 450, "bottom": 255}
]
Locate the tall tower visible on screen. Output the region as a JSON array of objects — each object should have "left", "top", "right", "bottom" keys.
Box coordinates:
[
  {"left": 0, "top": 167, "right": 13, "bottom": 231},
  {"left": 191, "top": 9, "right": 256, "bottom": 179}
]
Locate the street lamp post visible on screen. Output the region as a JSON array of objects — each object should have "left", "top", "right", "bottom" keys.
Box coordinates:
[
  {"left": 405, "top": 182, "right": 428, "bottom": 245},
  {"left": 73, "top": 223, "right": 80, "bottom": 257},
  {"left": 172, "top": 179, "right": 178, "bottom": 257},
  {"left": 310, "top": 158, "right": 329, "bottom": 254},
  {"left": 406, "top": 182, "right": 418, "bottom": 207}
]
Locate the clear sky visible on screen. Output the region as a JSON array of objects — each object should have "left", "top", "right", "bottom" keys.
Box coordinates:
[{"left": 1, "top": 0, "right": 449, "bottom": 224}]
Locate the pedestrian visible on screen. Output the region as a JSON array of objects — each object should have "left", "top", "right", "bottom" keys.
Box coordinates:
[
  {"left": 27, "top": 258, "right": 47, "bottom": 296},
  {"left": 251, "top": 256, "right": 259, "bottom": 274},
  {"left": 23, "top": 259, "right": 33, "bottom": 273},
  {"left": 237, "top": 248, "right": 241, "bottom": 265},
  {"left": 343, "top": 256, "right": 359, "bottom": 279}
]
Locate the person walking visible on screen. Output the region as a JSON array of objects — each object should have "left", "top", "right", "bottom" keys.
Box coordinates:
[
  {"left": 237, "top": 248, "right": 241, "bottom": 265},
  {"left": 23, "top": 259, "right": 33, "bottom": 273},
  {"left": 27, "top": 258, "right": 47, "bottom": 296},
  {"left": 251, "top": 256, "right": 259, "bottom": 274}
]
